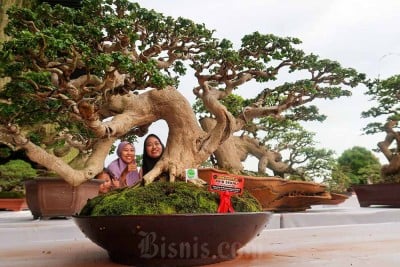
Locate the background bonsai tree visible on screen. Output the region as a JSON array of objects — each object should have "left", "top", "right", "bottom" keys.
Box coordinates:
[
  {"left": 0, "top": 0, "right": 365, "bottom": 186},
  {"left": 336, "top": 146, "right": 382, "bottom": 185},
  {"left": 363, "top": 75, "right": 400, "bottom": 183},
  {"left": 195, "top": 95, "right": 337, "bottom": 180},
  {"left": 0, "top": 158, "right": 38, "bottom": 198}
]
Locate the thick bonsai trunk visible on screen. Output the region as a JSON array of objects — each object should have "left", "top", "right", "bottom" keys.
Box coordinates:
[
  {"left": 1, "top": 87, "right": 234, "bottom": 186},
  {"left": 200, "top": 118, "right": 244, "bottom": 173},
  {"left": 1, "top": 127, "right": 116, "bottom": 186},
  {"left": 378, "top": 120, "right": 400, "bottom": 182},
  {"left": 201, "top": 117, "right": 291, "bottom": 175},
  {"left": 381, "top": 154, "right": 400, "bottom": 183}
]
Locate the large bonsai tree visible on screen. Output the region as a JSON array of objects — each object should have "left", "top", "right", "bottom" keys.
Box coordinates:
[
  {"left": 0, "top": 0, "right": 364, "bottom": 186},
  {"left": 363, "top": 75, "right": 400, "bottom": 182}
]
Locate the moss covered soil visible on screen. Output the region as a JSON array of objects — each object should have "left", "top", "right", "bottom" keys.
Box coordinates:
[{"left": 79, "top": 181, "right": 262, "bottom": 216}]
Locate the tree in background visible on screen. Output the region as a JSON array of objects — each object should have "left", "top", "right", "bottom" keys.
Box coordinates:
[
  {"left": 324, "top": 163, "right": 352, "bottom": 193},
  {"left": 363, "top": 75, "right": 400, "bottom": 183},
  {"left": 0, "top": 0, "right": 364, "bottom": 186},
  {"left": 337, "top": 146, "right": 382, "bottom": 185},
  {"left": 194, "top": 93, "right": 337, "bottom": 181}
]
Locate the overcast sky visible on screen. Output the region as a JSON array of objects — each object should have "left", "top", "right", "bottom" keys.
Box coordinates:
[{"left": 108, "top": 0, "right": 400, "bottom": 167}]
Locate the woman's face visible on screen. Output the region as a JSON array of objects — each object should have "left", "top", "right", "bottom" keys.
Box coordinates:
[
  {"left": 145, "top": 136, "right": 163, "bottom": 159},
  {"left": 98, "top": 172, "right": 113, "bottom": 193},
  {"left": 120, "top": 143, "right": 135, "bottom": 164}
]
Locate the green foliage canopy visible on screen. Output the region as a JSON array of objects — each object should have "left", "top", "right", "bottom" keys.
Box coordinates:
[
  {"left": 0, "top": 159, "right": 38, "bottom": 195},
  {"left": 337, "top": 146, "right": 381, "bottom": 185},
  {"left": 0, "top": 0, "right": 366, "bottom": 184},
  {"left": 362, "top": 75, "right": 400, "bottom": 135}
]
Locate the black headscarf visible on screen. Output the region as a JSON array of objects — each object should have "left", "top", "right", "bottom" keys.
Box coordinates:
[{"left": 141, "top": 134, "right": 165, "bottom": 176}]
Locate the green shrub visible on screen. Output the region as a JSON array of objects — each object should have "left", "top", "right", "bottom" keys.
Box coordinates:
[
  {"left": 0, "top": 191, "right": 25, "bottom": 198},
  {"left": 79, "top": 181, "right": 262, "bottom": 216},
  {"left": 0, "top": 159, "right": 38, "bottom": 196}
]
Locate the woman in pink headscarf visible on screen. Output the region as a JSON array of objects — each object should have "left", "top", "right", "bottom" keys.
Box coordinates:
[{"left": 107, "top": 141, "right": 141, "bottom": 187}]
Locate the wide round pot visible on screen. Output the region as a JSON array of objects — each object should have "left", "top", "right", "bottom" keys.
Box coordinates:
[
  {"left": 73, "top": 212, "right": 271, "bottom": 267},
  {"left": 352, "top": 183, "right": 400, "bottom": 207}
]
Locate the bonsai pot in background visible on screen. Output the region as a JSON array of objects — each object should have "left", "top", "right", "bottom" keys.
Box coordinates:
[
  {"left": 0, "top": 192, "right": 28, "bottom": 211},
  {"left": 352, "top": 183, "right": 400, "bottom": 207},
  {"left": 0, "top": 159, "right": 37, "bottom": 211},
  {"left": 198, "top": 168, "right": 347, "bottom": 211},
  {"left": 24, "top": 177, "right": 102, "bottom": 219},
  {"left": 73, "top": 212, "right": 271, "bottom": 267}
]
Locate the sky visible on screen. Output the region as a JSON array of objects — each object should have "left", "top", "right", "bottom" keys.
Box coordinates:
[{"left": 108, "top": 0, "right": 400, "bottom": 168}]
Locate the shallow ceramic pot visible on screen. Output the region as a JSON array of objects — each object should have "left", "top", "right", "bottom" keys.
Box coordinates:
[
  {"left": 0, "top": 198, "right": 28, "bottom": 211},
  {"left": 73, "top": 212, "right": 271, "bottom": 267},
  {"left": 353, "top": 183, "right": 400, "bottom": 207},
  {"left": 198, "top": 168, "right": 347, "bottom": 211}
]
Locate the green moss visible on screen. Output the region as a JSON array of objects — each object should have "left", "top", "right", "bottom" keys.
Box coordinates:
[
  {"left": 231, "top": 190, "right": 263, "bottom": 212},
  {"left": 79, "top": 181, "right": 262, "bottom": 216}
]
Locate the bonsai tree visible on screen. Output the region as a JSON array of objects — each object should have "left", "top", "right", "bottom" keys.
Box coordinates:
[
  {"left": 336, "top": 146, "right": 382, "bottom": 185},
  {"left": 195, "top": 101, "right": 337, "bottom": 181},
  {"left": 0, "top": 0, "right": 365, "bottom": 187},
  {"left": 363, "top": 75, "right": 400, "bottom": 183},
  {"left": 0, "top": 159, "right": 38, "bottom": 198}
]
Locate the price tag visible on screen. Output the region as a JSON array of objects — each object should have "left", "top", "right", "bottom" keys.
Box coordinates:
[{"left": 208, "top": 173, "right": 244, "bottom": 213}]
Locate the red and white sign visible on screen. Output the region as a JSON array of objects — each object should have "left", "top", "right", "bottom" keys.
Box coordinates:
[{"left": 208, "top": 172, "right": 244, "bottom": 213}]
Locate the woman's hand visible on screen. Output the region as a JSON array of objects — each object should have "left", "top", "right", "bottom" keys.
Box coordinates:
[{"left": 127, "top": 162, "right": 137, "bottom": 172}]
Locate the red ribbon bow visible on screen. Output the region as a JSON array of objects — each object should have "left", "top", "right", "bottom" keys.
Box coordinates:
[{"left": 217, "top": 192, "right": 235, "bottom": 213}]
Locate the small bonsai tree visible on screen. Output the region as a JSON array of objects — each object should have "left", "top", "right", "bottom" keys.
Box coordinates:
[
  {"left": 0, "top": 159, "right": 38, "bottom": 198},
  {"left": 336, "top": 146, "right": 382, "bottom": 185},
  {"left": 363, "top": 75, "right": 400, "bottom": 183},
  {"left": 0, "top": 0, "right": 364, "bottom": 187}
]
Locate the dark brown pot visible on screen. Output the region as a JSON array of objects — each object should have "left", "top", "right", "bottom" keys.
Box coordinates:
[
  {"left": 24, "top": 177, "right": 102, "bottom": 219},
  {"left": 353, "top": 183, "right": 400, "bottom": 207},
  {"left": 73, "top": 212, "right": 271, "bottom": 267},
  {"left": 0, "top": 198, "right": 28, "bottom": 211}
]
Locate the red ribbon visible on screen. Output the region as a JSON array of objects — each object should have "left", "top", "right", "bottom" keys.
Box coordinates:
[{"left": 217, "top": 192, "right": 235, "bottom": 213}]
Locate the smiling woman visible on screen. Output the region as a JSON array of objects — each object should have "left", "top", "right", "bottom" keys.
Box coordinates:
[
  {"left": 107, "top": 142, "right": 141, "bottom": 187},
  {"left": 140, "top": 134, "right": 167, "bottom": 181}
]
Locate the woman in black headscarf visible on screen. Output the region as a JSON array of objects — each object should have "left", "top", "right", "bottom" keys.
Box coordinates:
[{"left": 140, "top": 134, "right": 166, "bottom": 179}]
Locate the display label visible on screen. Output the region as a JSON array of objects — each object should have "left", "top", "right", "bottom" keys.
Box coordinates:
[
  {"left": 208, "top": 172, "right": 244, "bottom": 213},
  {"left": 185, "top": 168, "right": 198, "bottom": 182},
  {"left": 209, "top": 173, "right": 244, "bottom": 194}
]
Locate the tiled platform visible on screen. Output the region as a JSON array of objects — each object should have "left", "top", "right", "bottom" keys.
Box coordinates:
[{"left": 1, "top": 195, "right": 399, "bottom": 267}]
